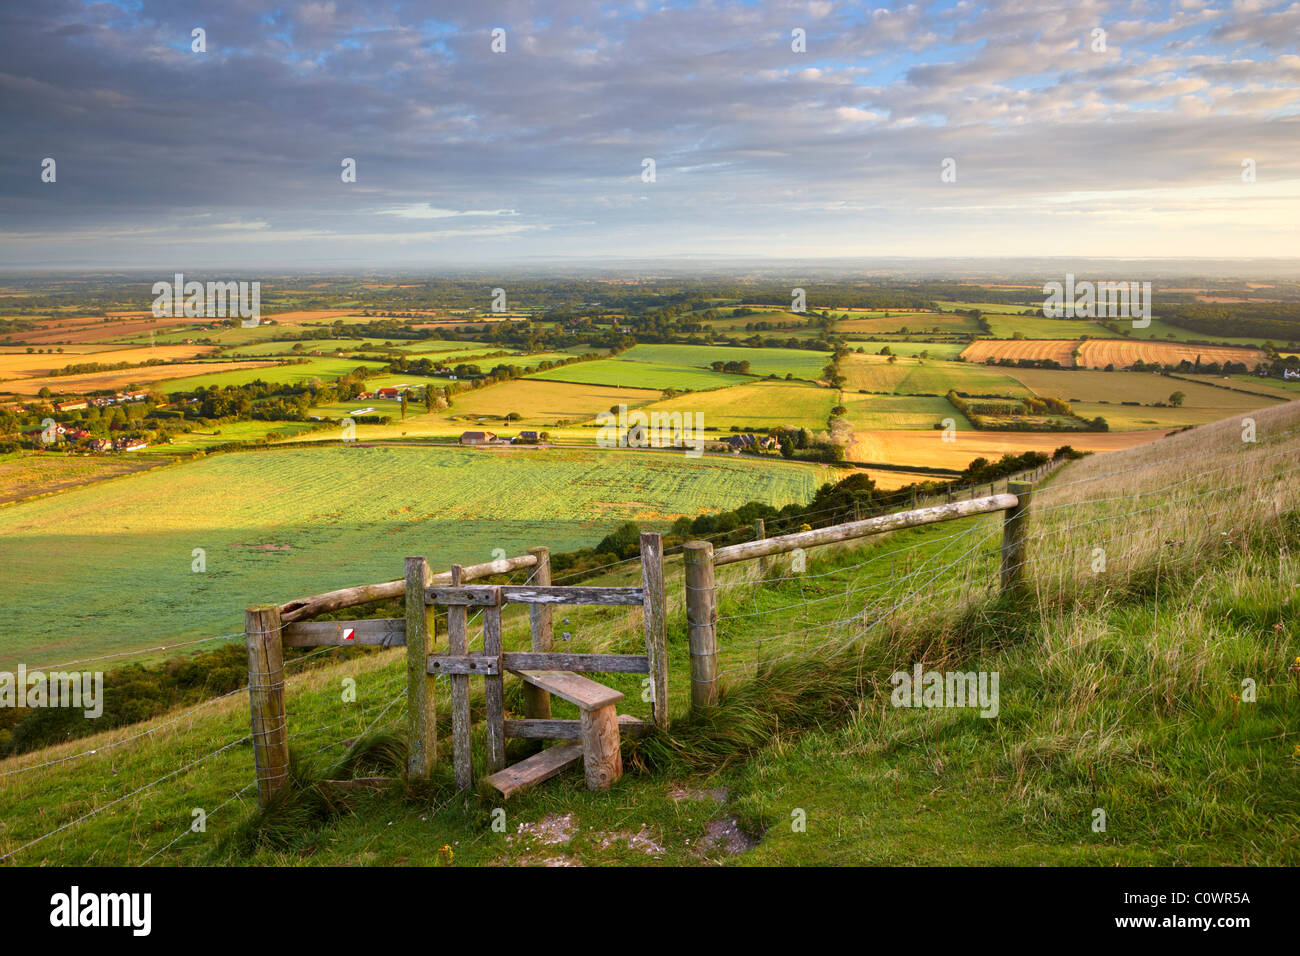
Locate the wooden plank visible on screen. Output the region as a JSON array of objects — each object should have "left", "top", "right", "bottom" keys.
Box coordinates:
[
  {"left": 524, "top": 547, "right": 553, "bottom": 721},
  {"left": 639, "top": 531, "right": 669, "bottom": 731},
  {"left": 426, "top": 653, "right": 500, "bottom": 675},
  {"left": 405, "top": 557, "right": 436, "bottom": 780},
  {"left": 510, "top": 670, "right": 624, "bottom": 710},
  {"left": 283, "top": 618, "right": 406, "bottom": 648},
  {"left": 483, "top": 603, "right": 505, "bottom": 774},
  {"left": 580, "top": 703, "right": 623, "bottom": 791},
  {"left": 684, "top": 541, "right": 718, "bottom": 711},
  {"left": 711, "top": 493, "right": 1020, "bottom": 566},
  {"left": 501, "top": 652, "right": 649, "bottom": 673},
  {"left": 276, "top": 552, "right": 537, "bottom": 622},
  {"left": 245, "top": 605, "right": 289, "bottom": 809},
  {"left": 505, "top": 715, "right": 651, "bottom": 739},
  {"left": 483, "top": 744, "right": 583, "bottom": 799},
  {"left": 424, "top": 586, "right": 501, "bottom": 607},
  {"left": 447, "top": 564, "right": 473, "bottom": 792},
  {"left": 500, "top": 585, "right": 644, "bottom": 606}
]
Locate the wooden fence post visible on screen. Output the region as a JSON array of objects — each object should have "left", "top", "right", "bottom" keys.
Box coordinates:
[
  {"left": 447, "top": 564, "right": 473, "bottom": 791},
  {"left": 524, "top": 547, "right": 552, "bottom": 721},
  {"left": 1000, "top": 481, "right": 1034, "bottom": 594},
  {"left": 755, "top": 519, "right": 768, "bottom": 576},
  {"left": 483, "top": 587, "right": 505, "bottom": 774},
  {"left": 246, "top": 604, "right": 289, "bottom": 808},
  {"left": 404, "top": 556, "right": 436, "bottom": 780},
  {"left": 640, "top": 532, "right": 669, "bottom": 730},
  {"left": 683, "top": 541, "right": 718, "bottom": 712}
]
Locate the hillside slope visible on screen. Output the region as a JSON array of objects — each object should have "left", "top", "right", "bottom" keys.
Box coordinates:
[{"left": 2, "top": 401, "right": 1298, "bottom": 866}]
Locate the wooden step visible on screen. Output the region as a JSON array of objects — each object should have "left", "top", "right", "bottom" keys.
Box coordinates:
[
  {"left": 504, "top": 714, "right": 651, "bottom": 740},
  {"left": 483, "top": 744, "right": 584, "bottom": 798},
  {"left": 510, "top": 670, "right": 623, "bottom": 711}
]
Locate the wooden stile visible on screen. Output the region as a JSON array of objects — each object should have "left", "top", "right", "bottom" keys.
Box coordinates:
[
  {"left": 245, "top": 604, "right": 290, "bottom": 808},
  {"left": 405, "top": 557, "right": 436, "bottom": 780}
]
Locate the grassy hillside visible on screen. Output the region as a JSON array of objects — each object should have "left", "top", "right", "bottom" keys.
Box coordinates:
[{"left": 2, "top": 403, "right": 1297, "bottom": 866}]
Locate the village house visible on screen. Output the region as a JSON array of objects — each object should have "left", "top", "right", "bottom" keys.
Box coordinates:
[
  {"left": 376, "top": 387, "right": 402, "bottom": 400},
  {"left": 514, "top": 430, "right": 540, "bottom": 444},
  {"left": 459, "top": 430, "right": 497, "bottom": 446},
  {"left": 1285, "top": 369, "right": 1300, "bottom": 381}
]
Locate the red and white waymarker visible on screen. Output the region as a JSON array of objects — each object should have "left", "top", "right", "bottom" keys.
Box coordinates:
[{"left": 342, "top": 627, "right": 356, "bottom": 642}]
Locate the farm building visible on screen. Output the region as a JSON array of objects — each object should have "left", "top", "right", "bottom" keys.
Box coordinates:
[
  {"left": 376, "top": 387, "right": 402, "bottom": 400},
  {"left": 514, "top": 430, "right": 540, "bottom": 443},
  {"left": 460, "top": 431, "right": 497, "bottom": 445},
  {"left": 54, "top": 400, "right": 88, "bottom": 412}
]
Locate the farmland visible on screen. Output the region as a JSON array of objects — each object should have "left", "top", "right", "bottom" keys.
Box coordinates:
[
  {"left": 0, "top": 445, "right": 834, "bottom": 665},
  {"left": 1076, "top": 339, "right": 1265, "bottom": 369},
  {"left": 8, "top": 360, "right": 280, "bottom": 397},
  {"left": 527, "top": 358, "right": 748, "bottom": 390},
  {"left": 848, "top": 427, "right": 1169, "bottom": 469},
  {"left": 619, "top": 343, "right": 831, "bottom": 379},
  {"left": 638, "top": 380, "right": 838, "bottom": 432},
  {"left": 960, "top": 336, "right": 1266, "bottom": 370},
  {"left": 841, "top": 354, "right": 1030, "bottom": 396},
  {"left": 154, "top": 357, "right": 386, "bottom": 391},
  {"left": 962, "top": 339, "right": 1078, "bottom": 367},
  {"left": 0, "top": 344, "right": 216, "bottom": 381},
  {"left": 838, "top": 393, "right": 967, "bottom": 432}
]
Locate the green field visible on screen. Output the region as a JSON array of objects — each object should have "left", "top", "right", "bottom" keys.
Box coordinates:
[
  {"left": 842, "top": 355, "right": 1030, "bottom": 396},
  {"left": 839, "top": 392, "right": 966, "bottom": 431},
  {"left": 156, "top": 357, "right": 387, "bottom": 391},
  {"left": 527, "top": 358, "right": 748, "bottom": 390},
  {"left": 851, "top": 340, "right": 968, "bottom": 359},
  {"left": 619, "top": 343, "right": 831, "bottom": 379},
  {"left": 0, "top": 445, "right": 834, "bottom": 665},
  {"left": 639, "top": 381, "right": 837, "bottom": 431}
]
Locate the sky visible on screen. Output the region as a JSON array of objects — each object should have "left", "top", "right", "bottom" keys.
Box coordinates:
[{"left": 1, "top": 0, "right": 1298, "bottom": 269}]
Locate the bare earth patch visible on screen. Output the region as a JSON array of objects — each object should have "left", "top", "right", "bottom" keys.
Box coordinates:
[{"left": 696, "top": 816, "right": 762, "bottom": 857}]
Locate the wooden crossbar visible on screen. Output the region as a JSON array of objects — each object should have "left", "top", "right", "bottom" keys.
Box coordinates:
[
  {"left": 504, "top": 715, "right": 651, "bottom": 739},
  {"left": 501, "top": 585, "right": 644, "bottom": 606},
  {"left": 501, "top": 652, "right": 649, "bottom": 673},
  {"left": 282, "top": 618, "right": 406, "bottom": 647}
]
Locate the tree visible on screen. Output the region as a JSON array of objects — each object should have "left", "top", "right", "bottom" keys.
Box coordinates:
[
  {"left": 1168, "top": 391, "right": 1186, "bottom": 407},
  {"left": 424, "top": 386, "right": 433, "bottom": 413},
  {"left": 400, "top": 392, "right": 408, "bottom": 420}
]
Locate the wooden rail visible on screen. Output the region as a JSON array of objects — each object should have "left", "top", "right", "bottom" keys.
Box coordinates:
[
  {"left": 682, "top": 486, "right": 1037, "bottom": 716},
  {"left": 278, "top": 552, "right": 539, "bottom": 623},
  {"left": 712, "top": 493, "right": 1019, "bottom": 566}
]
